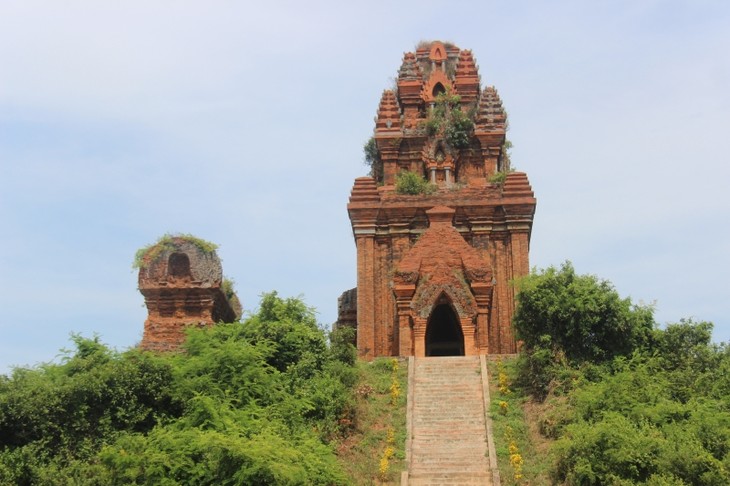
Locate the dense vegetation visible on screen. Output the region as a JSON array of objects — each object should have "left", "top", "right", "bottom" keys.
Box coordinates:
[
  {"left": 423, "top": 90, "right": 474, "bottom": 149},
  {"left": 3, "top": 259, "right": 727, "bottom": 485},
  {"left": 0, "top": 292, "right": 361, "bottom": 485},
  {"left": 497, "top": 262, "right": 730, "bottom": 485}
]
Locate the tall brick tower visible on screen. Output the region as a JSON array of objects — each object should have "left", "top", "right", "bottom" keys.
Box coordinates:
[{"left": 343, "top": 41, "right": 536, "bottom": 358}]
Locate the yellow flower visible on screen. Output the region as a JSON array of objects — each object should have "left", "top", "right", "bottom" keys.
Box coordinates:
[
  {"left": 379, "top": 456, "right": 390, "bottom": 477},
  {"left": 379, "top": 446, "right": 395, "bottom": 478},
  {"left": 508, "top": 440, "right": 524, "bottom": 482}
]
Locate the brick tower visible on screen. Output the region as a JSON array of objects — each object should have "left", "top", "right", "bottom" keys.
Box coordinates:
[
  {"left": 343, "top": 41, "right": 536, "bottom": 358},
  {"left": 137, "top": 236, "right": 242, "bottom": 351}
]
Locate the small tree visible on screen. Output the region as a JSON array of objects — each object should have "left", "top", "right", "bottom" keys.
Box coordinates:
[
  {"left": 423, "top": 90, "right": 474, "bottom": 149},
  {"left": 513, "top": 262, "right": 656, "bottom": 399},
  {"left": 363, "top": 137, "right": 383, "bottom": 183},
  {"left": 514, "top": 262, "right": 655, "bottom": 364}
]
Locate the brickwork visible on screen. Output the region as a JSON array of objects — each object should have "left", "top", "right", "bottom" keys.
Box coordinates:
[
  {"left": 138, "top": 236, "right": 242, "bottom": 351},
  {"left": 343, "top": 41, "right": 537, "bottom": 358},
  {"left": 406, "top": 357, "right": 493, "bottom": 484}
]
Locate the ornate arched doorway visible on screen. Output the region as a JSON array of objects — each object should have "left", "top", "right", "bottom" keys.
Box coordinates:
[{"left": 425, "top": 303, "right": 465, "bottom": 356}]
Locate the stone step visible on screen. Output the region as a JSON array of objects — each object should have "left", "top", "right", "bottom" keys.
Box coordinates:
[
  {"left": 411, "top": 441, "right": 488, "bottom": 449},
  {"left": 407, "top": 356, "right": 493, "bottom": 484},
  {"left": 411, "top": 456, "right": 489, "bottom": 464},
  {"left": 407, "top": 471, "right": 492, "bottom": 486}
]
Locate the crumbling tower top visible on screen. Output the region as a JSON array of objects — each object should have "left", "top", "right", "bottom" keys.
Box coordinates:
[
  {"left": 136, "top": 235, "right": 242, "bottom": 351},
  {"left": 370, "top": 40, "right": 509, "bottom": 188}
]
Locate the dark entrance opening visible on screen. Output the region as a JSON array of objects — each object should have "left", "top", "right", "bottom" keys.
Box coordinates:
[
  {"left": 425, "top": 304, "right": 464, "bottom": 356},
  {"left": 432, "top": 82, "right": 446, "bottom": 98},
  {"left": 168, "top": 253, "right": 191, "bottom": 278}
]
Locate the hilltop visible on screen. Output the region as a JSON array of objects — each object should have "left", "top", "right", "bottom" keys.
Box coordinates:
[{"left": 1, "top": 264, "right": 727, "bottom": 485}]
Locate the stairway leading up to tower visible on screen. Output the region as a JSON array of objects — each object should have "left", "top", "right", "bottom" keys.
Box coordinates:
[{"left": 404, "top": 356, "right": 499, "bottom": 485}]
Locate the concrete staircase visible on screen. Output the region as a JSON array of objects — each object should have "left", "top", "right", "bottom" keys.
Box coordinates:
[{"left": 404, "top": 356, "right": 497, "bottom": 485}]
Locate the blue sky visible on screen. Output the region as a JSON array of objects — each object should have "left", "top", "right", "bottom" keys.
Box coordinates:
[{"left": 1, "top": 0, "right": 728, "bottom": 373}]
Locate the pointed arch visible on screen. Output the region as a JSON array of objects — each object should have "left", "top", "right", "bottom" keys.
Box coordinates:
[
  {"left": 420, "top": 69, "right": 453, "bottom": 103},
  {"left": 432, "top": 82, "right": 446, "bottom": 98},
  {"left": 412, "top": 282, "right": 477, "bottom": 320},
  {"left": 425, "top": 292, "right": 464, "bottom": 356},
  {"left": 429, "top": 41, "right": 447, "bottom": 62}
]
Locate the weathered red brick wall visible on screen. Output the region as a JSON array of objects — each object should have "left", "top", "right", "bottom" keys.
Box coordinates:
[
  {"left": 346, "top": 42, "right": 536, "bottom": 359},
  {"left": 138, "top": 237, "right": 241, "bottom": 352}
]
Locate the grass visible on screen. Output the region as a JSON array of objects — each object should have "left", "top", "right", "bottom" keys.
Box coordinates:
[
  {"left": 488, "top": 357, "right": 553, "bottom": 485},
  {"left": 336, "top": 358, "right": 408, "bottom": 485}
]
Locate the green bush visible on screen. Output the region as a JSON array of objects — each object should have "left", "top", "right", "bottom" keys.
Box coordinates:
[
  {"left": 422, "top": 90, "right": 475, "bottom": 149},
  {"left": 543, "top": 347, "right": 730, "bottom": 485},
  {"left": 330, "top": 326, "right": 357, "bottom": 366},
  {"left": 553, "top": 412, "right": 668, "bottom": 485},
  {"left": 488, "top": 170, "right": 508, "bottom": 185},
  {"left": 0, "top": 293, "right": 356, "bottom": 484},
  {"left": 514, "top": 262, "right": 655, "bottom": 365},
  {"left": 444, "top": 107, "right": 474, "bottom": 148},
  {"left": 395, "top": 170, "right": 435, "bottom": 195},
  {"left": 510, "top": 264, "right": 730, "bottom": 485}
]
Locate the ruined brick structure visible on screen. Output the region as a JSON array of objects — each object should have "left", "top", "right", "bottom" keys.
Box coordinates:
[
  {"left": 138, "top": 236, "right": 242, "bottom": 351},
  {"left": 344, "top": 41, "right": 536, "bottom": 359},
  {"left": 334, "top": 288, "right": 358, "bottom": 330}
]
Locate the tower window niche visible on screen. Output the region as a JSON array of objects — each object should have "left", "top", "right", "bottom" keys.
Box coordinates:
[
  {"left": 432, "top": 82, "right": 446, "bottom": 98},
  {"left": 168, "top": 252, "right": 191, "bottom": 278}
]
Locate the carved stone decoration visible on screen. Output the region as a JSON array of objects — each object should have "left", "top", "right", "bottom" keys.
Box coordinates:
[
  {"left": 422, "top": 138, "right": 458, "bottom": 165},
  {"left": 465, "top": 267, "right": 490, "bottom": 283},
  {"left": 429, "top": 41, "right": 448, "bottom": 63},
  {"left": 420, "top": 69, "right": 453, "bottom": 104},
  {"left": 412, "top": 281, "right": 477, "bottom": 320},
  {"left": 422, "top": 137, "right": 459, "bottom": 184},
  {"left": 394, "top": 271, "right": 419, "bottom": 285}
]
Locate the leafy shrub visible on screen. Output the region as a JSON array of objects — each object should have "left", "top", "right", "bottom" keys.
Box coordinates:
[
  {"left": 553, "top": 412, "right": 668, "bottom": 485},
  {"left": 421, "top": 90, "right": 474, "bottom": 149},
  {"left": 395, "top": 170, "right": 435, "bottom": 195},
  {"left": 504, "top": 263, "right": 730, "bottom": 486},
  {"left": 655, "top": 318, "right": 716, "bottom": 372},
  {"left": 330, "top": 326, "right": 357, "bottom": 366},
  {"left": 444, "top": 107, "right": 474, "bottom": 148},
  {"left": 363, "top": 136, "right": 382, "bottom": 183},
  {"left": 489, "top": 170, "right": 508, "bottom": 185},
  {"left": 0, "top": 293, "right": 357, "bottom": 484},
  {"left": 514, "top": 261, "right": 655, "bottom": 365}
]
